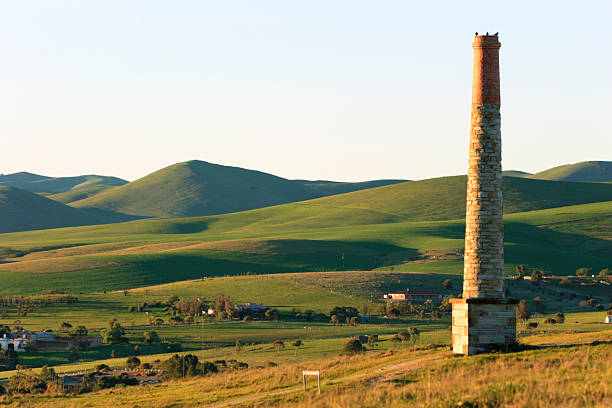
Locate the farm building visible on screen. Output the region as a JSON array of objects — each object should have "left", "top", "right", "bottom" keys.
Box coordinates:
[{"left": 383, "top": 289, "right": 444, "bottom": 302}]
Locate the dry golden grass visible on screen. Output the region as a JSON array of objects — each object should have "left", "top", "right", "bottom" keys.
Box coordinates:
[{"left": 0, "top": 257, "right": 122, "bottom": 274}]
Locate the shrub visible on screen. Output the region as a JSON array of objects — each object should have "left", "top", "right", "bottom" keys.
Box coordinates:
[
  {"left": 70, "top": 325, "right": 88, "bottom": 337},
  {"left": 141, "top": 362, "right": 152, "bottom": 369},
  {"left": 576, "top": 267, "right": 592, "bottom": 277},
  {"left": 0, "top": 349, "right": 18, "bottom": 371},
  {"left": 39, "top": 365, "right": 58, "bottom": 382},
  {"left": 133, "top": 345, "right": 142, "bottom": 356},
  {"left": 143, "top": 330, "right": 160, "bottom": 344},
  {"left": 126, "top": 356, "right": 140, "bottom": 368},
  {"left": 397, "top": 331, "right": 411, "bottom": 342},
  {"left": 7, "top": 370, "right": 46, "bottom": 394},
  {"left": 343, "top": 339, "right": 364, "bottom": 355},
  {"left": 543, "top": 317, "right": 557, "bottom": 324},
  {"left": 443, "top": 279, "right": 452, "bottom": 289},
  {"left": 554, "top": 312, "right": 565, "bottom": 324},
  {"left": 68, "top": 351, "right": 79, "bottom": 362},
  {"left": 95, "top": 363, "right": 110, "bottom": 372},
  {"left": 162, "top": 342, "right": 182, "bottom": 353}
]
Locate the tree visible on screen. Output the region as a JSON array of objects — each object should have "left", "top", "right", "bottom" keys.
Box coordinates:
[
  {"left": 530, "top": 270, "right": 543, "bottom": 285},
  {"left": 349, "top": 316, "right": 359, "bottom": 326},
  {"left": 554, "top": 312, "right": 565, "bottom": 324},
  {"left": 68, "top": 351, "right": 79, "bottom": 362},
  {"left": 292, "top": 339, "right": 303, "bottom": 356},
  {"left": 214, "top": 294, "right": 225, "bottom": 317},
  {"left": 397, "top": 331, "right": 411, "bottom": 343},
  {"left": 235, "top": 339, "right": 242, "bottom": 354},
  {"left": 110, "top": 349, "right": 116, "bottom": 358},
  {"left": 0, "top": 350, "right": 18, "bottom": 371},
  {"left": 576, "top": 267, "right": 593, "bottom": 277},
  {"left": 163, "top": 354, "right": 204, "bottom": 379},
  {"left": 40, "top": 365, "right": 58, "bottom": 383},
  {"left": 133, "top": 345, "right": 142, "bottom": 356},
  {"left": 515, "top": 265, "right": 528, "bottom": 279},
  {"left": 103, "top": 322, "right": 127, "bottom": 344},
  {"left": 59, "top": 322, "right": 72, "bottom": 331},
  {"left": 330, "top": 315, "right": 339, "bottom": 325},
  {"left": 517, "top": 300, "right": 530, "bottom": 325},
  {"left": 126, "top": 356, "right": 140, "bottom": 368},
  {"left": 443, "top": 279, "right": 453, "bottom": 289},
  {"left": 7, "top": 370, "right": 46, "bottom": 394},
  {"left": 144, "top": 330, "right": 160, "bottom": 344},
  {"left": 265, "top": 309, "right": 279, "bottom": 321},
  {"left": 533, "top": 297, "right": 545, "bottom": 314},
  {"left": 598, "top": 269, "right": 611, "bottom": 277},
  {"left": 343, "top": 339, "right": 364, "bottom": 355},
  {"left": 273, "top": 340, "right": 285, "bottom": 356},
  {"left": 70, "top": 325, "right": 88, "bottom": 337}
]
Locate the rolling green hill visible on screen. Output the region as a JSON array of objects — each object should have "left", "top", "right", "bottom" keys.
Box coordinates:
[
  {"left": 47, "top": 184, "right": 118, "bottom": 203},
  {"left": 528, "top": 161, "right": 612, "bottom": 182},
  {"left": 72, "top": 160, "right": 406, "bottom": 218},
  {"left": 0, "top": 172, "right": 127, "bottom": 194},
  {"left": 0, "top": 186, "right": 114, "bottom": 233},
  {"left": 0, "top": 171, "right": 611, "bottom": 294}
]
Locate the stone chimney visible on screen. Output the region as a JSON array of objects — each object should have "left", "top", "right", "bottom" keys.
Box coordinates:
[{"left": 450, "top": 33, "right": 517, "bottom": 356}]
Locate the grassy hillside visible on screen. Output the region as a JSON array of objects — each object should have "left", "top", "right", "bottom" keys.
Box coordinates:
[
  {"left": 529, "top": 160, "right": 612, "bottom": 182},
  {"left": 71, "top": 160, "right": 405, "bottom": 218},
  {"left": 0, "top": 186, "right": 116, "bottom": 233},
  {"left": 0, "top": 172, "right": 127, "bottom": 194},
  {"left": 0, "top": 193, "right": 610, "bottom": 294},
  {"left": 47, "top": 184, "right": 117, "bottom": 203}
]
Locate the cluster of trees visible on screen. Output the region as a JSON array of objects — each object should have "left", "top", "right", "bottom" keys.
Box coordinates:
[
  {"left": 0, "top": 349, "right": 18, "bottom": 371},
  {"left": 384, "top": 299, "right": 448, "bottom": 319},
  {"left": 102, "top": 319, "right": 128, "bottom": 344},
  {"left": 0, "top": 295, "right": 77, "bottom": 317},
  {"left": 392, "top": 327, "right": 421, "bottom": 344},
  {"left": 163, "top": 354, "right": 218, "bottom": 379}
]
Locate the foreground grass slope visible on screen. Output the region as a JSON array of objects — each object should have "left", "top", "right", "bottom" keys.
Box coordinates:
[{"left": 8, "top": 329, "right": 611, "bottom": 408}]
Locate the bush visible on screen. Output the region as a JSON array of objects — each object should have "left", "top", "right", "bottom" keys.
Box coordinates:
[
  {"left": 397, "top": 331, "right": 411, "bottom": 342},
  {"left": 443, "top": 279, "right": 452, "bottom": 289},
  {"left": 68, "top": 351, "right": 79, "bottom": 362},
  {"left": 7, "top": 370, "right": 46, "bottom": 394},
  {"left": 164, "top": 354, "right": 202, "bottom": 379},
  {"left": 39, "top": 365, "right": 58, "bottom": 382},
  {"left": 133, "top": 345, "right": 142, "bottom": 356},
  {"left": 0, "top": 349, "right": 18, "bottom": 371},
  {"left": 126, "top": 356, "right": 140, "bottom": 368},
  {"left": 95, "top": 373, "right": 139, "bottom": 390},
  {"left": 95, "top": 363, "right": 110, "bottom": 372},
  {"left": 143, "top": 330, "right": 160, "bottom": 344},
  {"left": 343, "top": 339, "right": 364, "bottom": 355},
  {"left": 141, "top": 363, "right": 152, "bottom": 369},
  {"left": 554, "top": 312, "right": 565, "bottom": 324},
  {"left": 162, "top": 341, "right": 182, "bottom": 352},
  {"left": 543, "top": 317, "right": 557, "bottom": 324},
  {"left": 576, "top": 267, "right": 592, "bottom": 277}
]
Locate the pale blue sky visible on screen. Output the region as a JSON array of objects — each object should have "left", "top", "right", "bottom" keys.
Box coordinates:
[{"left": 1, "top": 1, "right": 610, "bottom": 182}]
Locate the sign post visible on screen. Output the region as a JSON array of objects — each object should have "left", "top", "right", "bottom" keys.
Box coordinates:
[{"left": 302, "top": 370, "right": 321, "bottom": 394}]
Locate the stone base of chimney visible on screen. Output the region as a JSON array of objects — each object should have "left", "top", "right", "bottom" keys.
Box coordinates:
[{"left": 450, "top": 298, "right": 518, "bottom": 355}]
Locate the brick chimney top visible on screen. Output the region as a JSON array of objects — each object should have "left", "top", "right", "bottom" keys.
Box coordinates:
[{"left": 473, "top": 34, "right": 501, "bottom": 49}]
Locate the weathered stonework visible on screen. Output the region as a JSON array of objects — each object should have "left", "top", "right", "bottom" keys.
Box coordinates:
[
  {"left": 451, "top": 34, "right": 517, "bottom": 356},
  {"left": 450, "top": 298, "right": 517, "bottom": 355}
]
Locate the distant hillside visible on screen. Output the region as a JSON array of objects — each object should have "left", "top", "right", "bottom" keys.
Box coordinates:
[
  {"left": 280, "top": 175, "right": 612, "bottom": 223},
  {"left": 48, "top": 184, "right": 117, "bottom": 204},
  {"left": 528, "top": 161, "right": 612, "bottom": 182},
  {"left": 72, "top": 160, "right": 406, "bottom": 218},
  {"left": 0, "top": 172, "right": 128, "bottom": 195},
  {"left": 0, "top": 185, "right": 114, "bottom": 233},
  {"left": 502, "top": 170, "right": 531, "bottom": 178}
]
